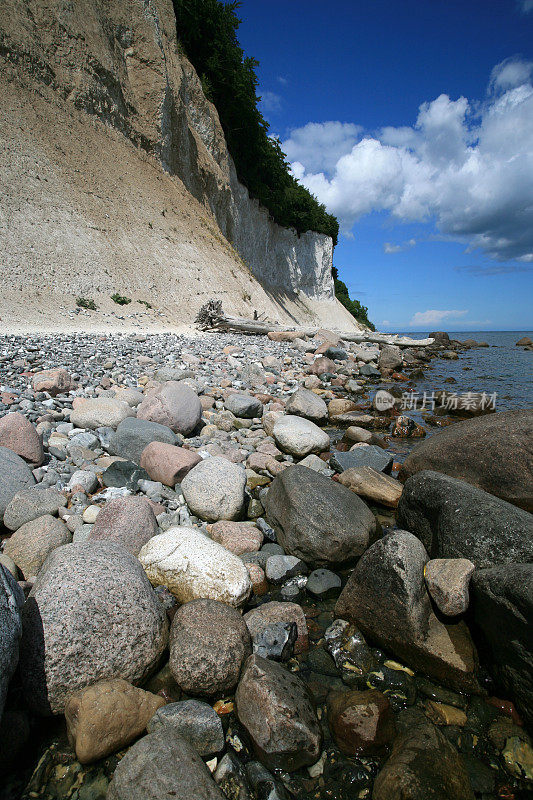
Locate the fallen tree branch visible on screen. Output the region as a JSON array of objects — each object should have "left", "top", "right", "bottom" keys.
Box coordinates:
[{"left": 195, "top": 301, "right": 434, "bottom": 346}]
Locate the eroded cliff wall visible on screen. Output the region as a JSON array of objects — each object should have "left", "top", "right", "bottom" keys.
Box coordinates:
[{"left": 0, "top": 0, "right": 360, "bottom": 330}]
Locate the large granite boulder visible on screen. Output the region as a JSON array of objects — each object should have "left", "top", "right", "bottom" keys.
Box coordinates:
[
  {"left": 106, "top": 727, "right": 225, "bottom": 800},
  {"left": 0, "top": 565, "right": 25, "bottom": 720},
  {"left": 4, "top": 515, "right": 71, "bottom": 579},
  {"left": 265, "top": 465, "right": 376, "bottom": 567},
  {"left": 136, "top": 381, "right": 202, "bottom": 436},
  {"left": 397, "top": 471, "right": 533, "bottom": 568},
  {"left": 398, "top": 410, "right": 533, "bottom": 511},
  {"left": 272, "top": 416, "right": 330, "bottom": 458},
  {"left": 335, "top": 531, "right": 479, "bottom": 693},
  {"left": 471, "top": 564, "right": 533, "bottom": 726},
  {"left": 3, "top": 486, "right": 67, "bottom": 531},
  {"left": 169, "top": 599, "right": 252, "bottom": 695},
  {"left": 109, "top": 417, "right": 177, "bottom": 464},
  {"left": 285, "top": 388, "right": 327, "bottom": 423},
  {"left": 19, "top": 541, "right": 168, "bottom": 715},
  {"left": 0, "top": 447, "right": 35, "bottom": 523},
  {"left": 235, "top": 654, "right": 322, "bottom": 771}
]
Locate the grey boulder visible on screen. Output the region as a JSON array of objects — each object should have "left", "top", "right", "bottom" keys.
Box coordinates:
[
  {"left": 265, "top": 465, "right": 376, "bottom": 567},
  {"left": 330, "top": 446, "right": 393, "bottom": 474},
  {"left": 397, "top": 470, "right": 533, "bottom": 568},
  {"left": 147, "top": 699, "right": 225, "bottom": 756},
  {"left": 285, "top": 388, "right": 327, "bottom": 423},
  {"left": 106, "top": 727, "right": 225, "bottom": 800},
  {"left": 0, "top": 447, "right": 35, "bottom": 523},
  {"left": 19, "top": 541, "right": 168, "bottom": 715},
  {"left": 109, "top": 417, "right": 177, "bottom": 464},
  {"left": 398, "top": 410, "right": 533, "bottom": 512},
  {"left": 224, "top": 393, "right": 263, "bottom": 419},
  {"left": 3, "top": 486, "right": 67, "bottom": 532},
  {"left": 4, "top": 515, "right": 71, "bottom": 579},
  {"left": 89, "top": 496, "right": 158, "bottom": 555},
  {"left": 0, "top": 565, "right": 25, "bottom": 720},
  {"left": 181, "top": 456, "right": 246, "bottom": 521},
  {"left": 235, "top": 654, "right": 322, "bottom": 771},
  {"left": 136, "top": 381, "right": 202, "bottom": 436}
]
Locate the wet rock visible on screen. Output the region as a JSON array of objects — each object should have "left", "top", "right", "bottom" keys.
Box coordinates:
[
  {"left": 265, "top": 465, "right": 376, "bottom": 567},
  {"left": 344, "top": 425, "right": 387, "bottom": 448},
  {"left": 273, "top": 415, "right": 330, "bottom": 458},
  {"left": 181, "top": 456, "right": 247, "bottom": 521},
  {"left": 65, "top": 678, "right": 164, "bottom": 764},
  {"left": 335, "top": 531, "right": 479, "bottom": 693},
  {"left": 148, "top": 699, "right": 225, "bottom": 756},
  {"left": 398, "top": 409, "right": 533, "bottom": 512},
  {"left": 252, "top": 621, "right": 297, "bottom": 661},
  {"left": 70, "top": 398, "right": 134, "bottom": 429},
  {"left": 3, "top": 486, "right": 67, "bottom": 531},
  {"left": 19, "top": 541, "right": 168, "bottom": 714},
  {"left": 4, "top": 514, "right": 71, "bottom": 579},
  {"left": 429, "top": 331, "right": 451, "bottom": 345},
  {"left": 424, "top": 558, "right": 474, "bottom": 615},
  {"left": 328, "top": 398, "right": 358, "bottom": 418},
  {"left": 391, "top": 415, "right": 426, "bottom": 437},
  {"left": 330, "top": 446, "right": 393, "bottom": 474},
  {"left": 0, "top": 565, "right": 25, "bottom": 720},
  {"left": 139, "top": 442, "right": 201, "bottom": 486},
  {"left": 265, "top": 555, "right": 307, "bottom": 585},
  {"left": 471, "top": 563, "right": 533, "bottom": 726},
  {"left": 306, "top": 568, "right": 342, "bottom": 598},
  {"left": 109, "top": 417, "right": 177, "bottom": 464},
  {"left": 373, "top": 712, "right": 474, "bottom": 800},
  {"left": 32, "top": 368, "right": 72, "bottom": 396},
  {"left": 244, "top": 601, "right": 308, "bottom": 654},
  {"left": 169, "top": 598, "right": 252, "bottom": 695},
  {"left": 502, "top": 736, "right": 533, "bottom": 780},
  {"left": 285, "top": 388, "right": 327, "bottom": 423},
  {"left": 225, "top": 393, "right": 263, "bottom": 419},
  {"left": 235, "top": 654, "right": 322, "bottom": 771},
  {"left": 397, "top": 470, "right": 533, "bottom": 568},
  {"left": 106, "top": 726, "right": 225, "bottom": 800},
  {"left": 139, "top": 527, "right": 251, "bottom": 608},
  {"left": 214, "top": 752, "right": 253, "bottom": 800},
  {"left": 136, "top": 380, "right": 202, "bottom": 436},
  {"left": 424, "top": 700, "right": 467, "bottom": 726},
  {"left": 0, "top": 446, "right": 35, "bottom": 522},
  {"left": 327, "top": 689, "right": 395, "bottom": 755},
  {"left": 89, "top": 496, "right": 158, "bottom": 555},
  {"left": 337, "top": 466, "right": 402, "bottom": 508},
  {"left": 0, "top": 412, "right": 43, "bottom": 465}
]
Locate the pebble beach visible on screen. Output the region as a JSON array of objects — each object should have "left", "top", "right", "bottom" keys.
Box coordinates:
[{"left": 0, "top": 327, "right": 532, "bottom": 800}]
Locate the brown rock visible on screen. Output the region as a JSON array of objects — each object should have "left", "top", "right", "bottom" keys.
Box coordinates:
[
  {"left": 244, "top": 601, "right": 308, "bottom": 654},
  {"left": 169, "top": 599, "right": 252, "bottom": 696},
  {"left": 235, "top": 654, "right": 322, "bottom": 771},
  {"left": 208, "top": 521, "right": 263, "bottom": 555},
  {"left": 424, "top": 558, "right": 475, "bottom": 616},
  {"left": 310, "top": 357, "right": 336, "bottom": 376},
  {"left": 89, "top": 496, "right": 158, "bottom": 555},
  {"left": 32, "top": 368, "right": 72, "bottom": 397},
  {"left": 246, "top": 564, "right": 268, "bottom": 596},
  {"left": 425, "top": 700, "right": 467, "bottom": 727},
  {"left": 136, "top": 381, "right": 202, "bottom": 436},
  {"left": 65, "top": 678, "right": 164, "bottom": 764},
  {"left": 327, "top": 689, "right": 395, "bottom": 755},
  {"left": 139, "top": 442, "right": 201, "bottom": 486},
  {"left": 337, "top": 466, "right": 403, "bottom": 508},
  {"left": 267, "top": 331, "right": 300, "bottom": 342},
  {"left": 344, "top": 425, "right": 386, "bottom": 448},
  {"left": 328, "top": 399, "right": 358, "bottom": 419},
  {"left": 4, "top": 514, "right": 70, "bottom": 579},
  {"left": 0, "top": 413, "right": 43, "bottom": 466}
]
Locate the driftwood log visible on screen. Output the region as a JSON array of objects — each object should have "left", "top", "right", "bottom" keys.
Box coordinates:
[{"left": 195, "top": 301, "right": 435, "bottom": 347}]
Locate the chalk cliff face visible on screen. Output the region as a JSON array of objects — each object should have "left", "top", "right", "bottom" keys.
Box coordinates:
[{"left": 0, "top": 0, "right": 358, "bottom": 329}]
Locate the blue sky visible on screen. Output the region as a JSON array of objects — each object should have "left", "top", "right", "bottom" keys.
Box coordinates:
[{"left": 237, "top": 0, "right": 533, "bottom": 330}]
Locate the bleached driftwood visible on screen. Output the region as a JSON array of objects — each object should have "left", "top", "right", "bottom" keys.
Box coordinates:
[{"left": 195, "top": 301, "right": 434, "bottom": 347}]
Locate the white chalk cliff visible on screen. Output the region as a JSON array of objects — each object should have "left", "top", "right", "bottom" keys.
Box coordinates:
[{"left": 0, "top": 0, "right": 360, "bottom": 330}]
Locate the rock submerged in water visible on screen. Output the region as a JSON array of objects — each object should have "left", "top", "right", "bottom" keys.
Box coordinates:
[
  {"left": 398, "top": 409, "right": 533, "bottom": 512},
  {"left": 335, "top": 531, "right": 480, "bottom": 693},
  {"left": 19, "top": 541, "right": 168, "bottom": 715},
  {"left": 138, "top": 527, "right": 251, "bottom": 608},
  {"left": 235, "top": 654, "right": 322, "bottom": 771},
  {"left": 265, "top": 465, "right": 377, "bottom": 567},
  {"left": 397, "top": 470, "right": 533, "bottom": 568}
]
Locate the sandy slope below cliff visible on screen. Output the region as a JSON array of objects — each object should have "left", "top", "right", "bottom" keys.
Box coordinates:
[{"left": 0, "top": 70, "right": 360, "bottom": 335}]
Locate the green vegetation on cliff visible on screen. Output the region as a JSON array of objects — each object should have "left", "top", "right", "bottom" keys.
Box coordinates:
[
  {"left": 172, "top": 0, "right": 339, "bottom": 245},
  {"left": 332, "top": 267, "right": 375, "bottom": 330}
]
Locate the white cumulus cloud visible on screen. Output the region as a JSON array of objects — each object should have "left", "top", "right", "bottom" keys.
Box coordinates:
[
  {"left": 518, "top": 0, "right": 533, "bottom": 13},
  {"left": 409, "top": 309, "right": 468, "bottom": 327},
  {"left": 283, "top": 59, "right": 533, "bottom": 264},
  {"left": 384, "top": 238, "right": 416, "bottom": 254}
]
